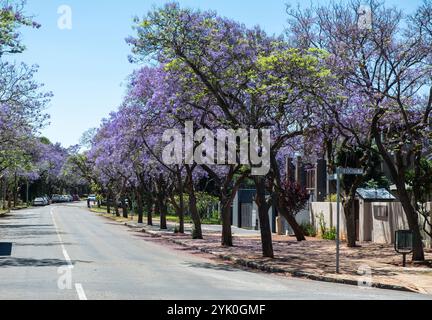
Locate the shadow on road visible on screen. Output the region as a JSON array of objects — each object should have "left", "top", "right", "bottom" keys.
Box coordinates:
[
  {"left": 184, "top": 262, "right": 240, "bottom": 272},
  {"left": 14, "top": 242, "right": 75, "bottom": 248},
  {"left": 0, "top": 257, "right": 93, "bottom": 268},
  {"left": 0, "top": 224, "right": 53, "bottom": 229},
  {"left": 0, "top": 257, "right": 69, "bottom": 268},
  {"left": 0, "top": 213, "right": 40, "bottom": 220}
]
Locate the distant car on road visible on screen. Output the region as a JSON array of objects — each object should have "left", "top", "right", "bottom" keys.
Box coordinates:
[
  {"left": 33, "top": 198, "right": 47, "bottom": 207},
  {"left": 88, "top": 195, "right": 97, "bottom": 202}
]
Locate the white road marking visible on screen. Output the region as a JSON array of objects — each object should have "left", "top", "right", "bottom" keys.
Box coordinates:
[
  {"left": 50, "top": 208, "right": 73, "bottom": 268},
  {"left": 75, "top": 283, "right": 88, "bottom": 301},
  {"left": 51, "top": 208, "right": 88, "bottom": 300}
]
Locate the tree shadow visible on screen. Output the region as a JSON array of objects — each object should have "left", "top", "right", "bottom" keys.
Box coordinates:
[
  {"left": 184, "top": 261, "right": 240, "bottom": 272},
  {"left": 0, "top": 257, "right": 70, "bottom": 268},
  {"left": 14, "top": 242, "right": 75, "bottom": 248},
  {"left": 0, "top": 224, "right": 53, "bottom": 229},
  {"left": 1, "top": 230, "right": 66, "bottom": 239}
]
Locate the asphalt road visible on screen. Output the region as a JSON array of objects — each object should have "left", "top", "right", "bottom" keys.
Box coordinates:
[{"left": 0, "top": 203, "right": 430, "bottom": 300}]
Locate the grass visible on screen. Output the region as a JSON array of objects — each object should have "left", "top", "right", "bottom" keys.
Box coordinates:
[
  {"left": 0, "top": 205, "right": 30, "bottom": 217},
  {"left": 90, "top": 206, "right": 221, "bottom": 225}
]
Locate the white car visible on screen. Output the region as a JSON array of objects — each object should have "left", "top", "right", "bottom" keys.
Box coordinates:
[{"left": 33, "top": 198, "right": 46, "bottom": 207}]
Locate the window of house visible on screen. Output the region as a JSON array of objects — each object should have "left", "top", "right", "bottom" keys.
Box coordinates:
[{"left": 373, "top": 205, "right": 389, "bottom": 221}]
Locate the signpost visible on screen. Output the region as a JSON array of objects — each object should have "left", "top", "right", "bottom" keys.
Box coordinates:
[{"left": 328, "top": 167, "right": 364, "bottom": 274}]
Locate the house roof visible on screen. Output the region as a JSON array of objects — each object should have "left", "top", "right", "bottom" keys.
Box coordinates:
[{"left": 356, "top": 188, "right": 396, "bottom": 201}]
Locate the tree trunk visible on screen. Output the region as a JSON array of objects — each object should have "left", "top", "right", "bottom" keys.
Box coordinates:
[
  {"left": 114, "top": 198, "right": 120, "bottom": 217},
  {"left": 121, "top": 198, "right": 128, "bottom": 219},
  {"left": 372, "top": 121, "right": 425, "bottom": 261},
  {"left": 136, "top": 191, "right": 144, "bottom": 224},
  {"left": 399, "top": 189, "right": 425, "bottom": 261},
  {"left": 275, "top": 191, "right": 306, "bottom": 241},
  {"left": 107, "top": 190, "right": 112, "bottom": 214},
  {"left": 178, "top": 192, "right": 185, "bottom": 234},
  {"left": 13, "top": 174, "right": 18, "bottom": 208},
  {"left": 271, "top": 153, "right": 306, "bottom": 241},
  {"left": 343, "top": 198, "right": 358, "bottom": 248},
  {"left": 2, "top": 179, "right": 6, "bottom": 211},
  {"left": 146, "top": 199, "right": 153, "bottom": 226},
  {"left": 188, "top": 187, "right": 203, "bottom": 239},
  {"left": 158, "top": 195, "right": 167, "bottom": 230},
  {"left": 220, "top": 196, "right": 233, "bottom": 247},
  {"left": 254, "top": 177, "right": 274, "bottom": 258},
  {"left": 176, "top": 171, "right": 185, "bottom": 234},
  {"left": 7, "top": 191, "right": 11, "bottom": 210},
  {"left": 186, "top": 167, "right": 202, "bottom": 239},
  {"left": 160, "top": 202, "right": 167, "bottom": 230}
]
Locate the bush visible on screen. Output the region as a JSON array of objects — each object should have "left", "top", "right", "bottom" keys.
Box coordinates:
[
  {"left": 174, "top": 225, "right": 181, "bottom": 234},
  {"left": 300, "top": 223, "right": 317, "bottom": 237},
  {"left": 322, "top": 227, "right": 337, "bottom": 240},
  {"left": 325, "top": 194, "right": 338, "bottom": 202},
  {"left": 317, "top": 212, "right": 337, "bottom": 240}
]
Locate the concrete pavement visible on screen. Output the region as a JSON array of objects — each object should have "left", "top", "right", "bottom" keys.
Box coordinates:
[{"left": 0, "top": 202, "right": 430, "bottom": 300}]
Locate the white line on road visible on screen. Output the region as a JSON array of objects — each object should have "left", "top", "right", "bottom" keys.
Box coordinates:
[
  {"left": 75, "top": 284, "right": 88, "bottom": 300},
  {"left": 51, "top": 208, "right": 88, "bottom": 300},
  {"left": 50, "top": 208, "right": 73, "bottom": 268}
]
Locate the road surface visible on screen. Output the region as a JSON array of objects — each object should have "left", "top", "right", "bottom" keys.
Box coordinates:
[{"left": 0, "top": 203, "right": 430, "bottom": 300}]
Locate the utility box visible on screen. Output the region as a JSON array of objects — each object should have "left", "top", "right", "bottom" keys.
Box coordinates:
[{"left": 395, "top": 230, "right": 413, "bottom": 267}]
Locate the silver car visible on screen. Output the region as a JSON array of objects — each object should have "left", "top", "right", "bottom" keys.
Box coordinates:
[{"left": 33, "top": 198, "right": 46, "bottom": 207}]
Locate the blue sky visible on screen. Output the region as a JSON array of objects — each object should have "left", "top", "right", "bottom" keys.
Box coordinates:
[{"left": 16, "top": 0, "right": 423, "bottom": 147}]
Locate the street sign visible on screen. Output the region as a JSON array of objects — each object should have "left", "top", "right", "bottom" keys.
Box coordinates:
[
  {"left": 337, "top": 168, "right": 364, "bottom": 175},
  {"left": 328, "top": 174, "right": 338, "bottom": 181},
  {"left": 328, "top": 167, "right": 364, "bottom": 274}
]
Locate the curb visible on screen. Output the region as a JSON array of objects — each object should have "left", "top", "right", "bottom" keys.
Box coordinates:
[{"left": 139, "top": 228, "right": 421, "bottom": 294}]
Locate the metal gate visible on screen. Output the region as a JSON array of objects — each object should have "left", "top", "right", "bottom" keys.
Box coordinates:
[{"left": 241, "top": 203, "right": 253, "bottom": 228}]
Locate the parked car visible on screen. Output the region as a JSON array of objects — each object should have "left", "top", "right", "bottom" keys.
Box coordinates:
[
  {"left": 51, "top": 195, "right": 62, "bottom": 203},
  {"left": 72, "top": 195, "right": 80, "bottom": 202},
  {"left": 42, "top": 197, "right": 50, "bottom": 206},
  {"left": 33, "top": 198, "right": 47, "bottom": 207},
  {"left": 101, "top": 198, "right": 129, "bottom": 207},
  {"left": 88, "top": 195, "right": 97, "bottom": 202}
]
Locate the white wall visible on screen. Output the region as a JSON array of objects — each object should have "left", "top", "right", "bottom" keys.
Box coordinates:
[
  {"left": 313, "top": 201, "right": 431, "bottom": 246},
  {"left": 311, "top": 202, "right": 347, "bottom": 240}
]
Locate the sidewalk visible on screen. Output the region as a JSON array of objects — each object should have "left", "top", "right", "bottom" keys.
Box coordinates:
[{"left": 113, "top": 215, "right": 432, "bottom": 294}]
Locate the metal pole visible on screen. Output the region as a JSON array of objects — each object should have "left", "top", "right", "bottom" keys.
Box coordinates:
[{"left": 336, "top": 168, "right": 341, "bottom": 274}]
